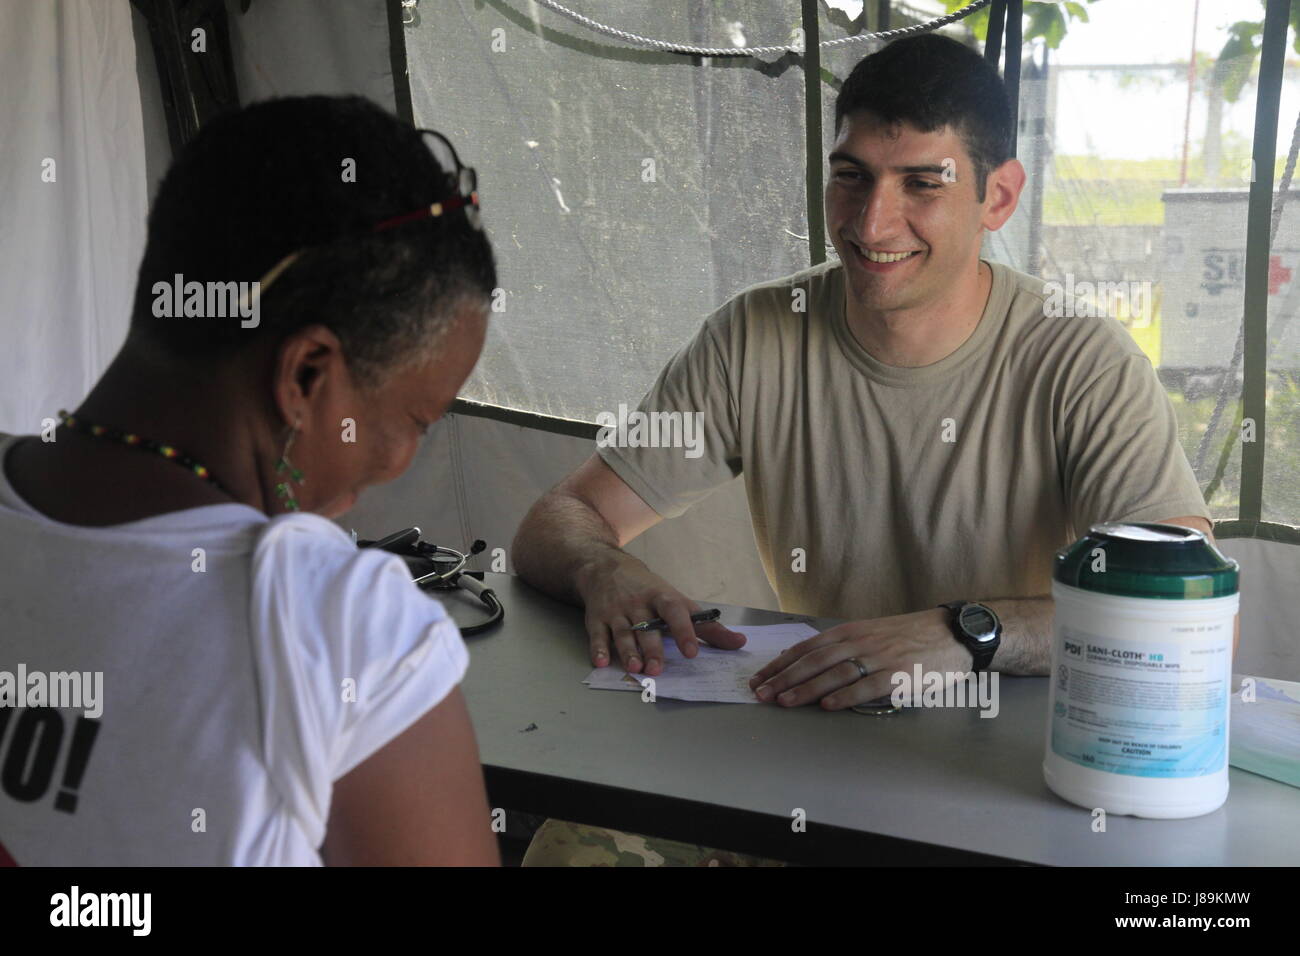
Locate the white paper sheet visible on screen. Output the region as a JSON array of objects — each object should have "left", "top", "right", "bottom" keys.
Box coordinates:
[{"left": 582, "top": 622, "right": 820, "bottom": 704}]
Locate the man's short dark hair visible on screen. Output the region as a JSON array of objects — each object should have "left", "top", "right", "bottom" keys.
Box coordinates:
[
  {"left": 834, "top": 33, "right": 1012, "bottom": 201},
  {"left": 128, "top": 95, "right": 496, "bottom": 387}
]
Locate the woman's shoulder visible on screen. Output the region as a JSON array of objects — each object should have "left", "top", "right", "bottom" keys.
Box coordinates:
[
  {"left": 247, "top": 511, "right": 468, "bottom": 808},
  {"left": 249, "top": 511, "right": 461, "bottom": 678}
]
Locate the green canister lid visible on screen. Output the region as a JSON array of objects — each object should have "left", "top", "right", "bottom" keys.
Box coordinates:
[{"left": 1054, "top": 522, "right": 1239, "bottom": 599}]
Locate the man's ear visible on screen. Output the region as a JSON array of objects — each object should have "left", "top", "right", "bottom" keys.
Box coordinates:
[{"left": 982, "top": 158, "right": 1026, "bottom": 232}]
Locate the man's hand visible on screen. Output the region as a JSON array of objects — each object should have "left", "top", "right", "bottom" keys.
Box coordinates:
[
  {"left": 747, "top": 607, "right": 971, "bottom": 710},
  {"left": 577, "top": 554, "right": 746, "bottom": 676}
]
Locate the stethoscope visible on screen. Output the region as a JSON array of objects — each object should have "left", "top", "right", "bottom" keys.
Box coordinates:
[{"left": 354, "top": 527, "right": 504, "bottom": 635}]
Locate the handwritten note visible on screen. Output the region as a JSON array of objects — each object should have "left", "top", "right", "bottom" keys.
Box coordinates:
[{"left": 582, "top": 622, "right": 820, "bottom": 704}]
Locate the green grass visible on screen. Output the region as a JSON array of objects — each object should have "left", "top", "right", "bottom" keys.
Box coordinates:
[{"left": 1043, "top": 153, "right": 1290, "bottom": 226}]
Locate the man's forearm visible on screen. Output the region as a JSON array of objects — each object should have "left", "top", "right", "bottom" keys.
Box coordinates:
[
  {"left": 510, "top": 491, "right": 638, "bottom": 607},
  {"left": 980, "top": 596, "right": 1055, "bottom": 675}
]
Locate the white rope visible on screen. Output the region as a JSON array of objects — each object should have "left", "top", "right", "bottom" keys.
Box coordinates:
[{"left": 529, "top": 0, "right": 996, "bottom": 57}]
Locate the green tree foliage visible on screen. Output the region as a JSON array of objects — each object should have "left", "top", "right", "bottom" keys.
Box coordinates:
[{"left": 941, "top": 0, "right": 1098, "bottom": 49}]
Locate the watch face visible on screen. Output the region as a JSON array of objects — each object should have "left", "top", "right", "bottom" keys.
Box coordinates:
[{"left": 960, "top": 605, "right": 997, "bottom": 642}]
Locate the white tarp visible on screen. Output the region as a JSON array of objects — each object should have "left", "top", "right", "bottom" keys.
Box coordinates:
[{"left": 0, "top": 0, "right": 146, "bottom": 434}]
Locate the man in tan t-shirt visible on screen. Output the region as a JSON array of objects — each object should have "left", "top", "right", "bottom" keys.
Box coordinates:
[{"left": 512, "top": 33, "right": 1213, "bottom": 714}]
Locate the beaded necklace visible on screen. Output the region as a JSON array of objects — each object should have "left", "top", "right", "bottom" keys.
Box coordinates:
[{"left": 56, "top": 409, "right": 232, "bottom": 496}]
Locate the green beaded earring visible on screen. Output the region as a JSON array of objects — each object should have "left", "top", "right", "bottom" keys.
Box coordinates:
[{"left": 275, "top": 421, "right": 305, "bottom": 512}]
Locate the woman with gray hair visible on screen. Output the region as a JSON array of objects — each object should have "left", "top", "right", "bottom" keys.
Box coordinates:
[{"left": 0, "top": 95, "right": 499, "bottom": 865}]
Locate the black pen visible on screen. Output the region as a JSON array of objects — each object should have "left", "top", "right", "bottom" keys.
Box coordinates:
[{"left": 630, "top": 608, "right": 721, "bottom": 633}]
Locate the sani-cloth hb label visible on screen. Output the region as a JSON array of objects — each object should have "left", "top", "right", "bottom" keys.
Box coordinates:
[{"left": 1050, "top": 622, "right": 1230, "bottom": 778}]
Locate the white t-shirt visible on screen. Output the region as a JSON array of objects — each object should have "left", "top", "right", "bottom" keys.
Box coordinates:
[{"left": 0, "top": 432, "right": 469, "bottom": 865}]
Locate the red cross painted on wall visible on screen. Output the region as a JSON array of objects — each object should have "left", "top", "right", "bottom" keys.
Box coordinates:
[{"left": 1269, "top": 255, "right": 1292, "bottom": 295}]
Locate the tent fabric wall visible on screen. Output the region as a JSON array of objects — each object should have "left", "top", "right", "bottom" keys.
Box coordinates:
[
  {"left": 0, "top": 0, "right": 147, "bottom": 434},
  {"left": 1221, "top": 536, "right": 1300, "bottom": 681},
  {"left": 223, "top": 0, "right": 395, "bottom": 109},
  {"left": 340, "top": 411, "right": 781, "bottom": 614}
]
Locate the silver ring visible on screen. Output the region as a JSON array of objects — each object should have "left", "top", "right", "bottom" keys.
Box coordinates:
[{"left": 845, "top": 659, "right": 899, "bottom": 715}]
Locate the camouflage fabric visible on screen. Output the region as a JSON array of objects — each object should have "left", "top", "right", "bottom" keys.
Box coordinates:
[{"left": 520, "top": 818, "right": 788, "bottom": 867}]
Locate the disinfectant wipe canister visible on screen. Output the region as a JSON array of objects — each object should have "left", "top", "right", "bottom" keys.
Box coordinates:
[{"left": 1044, "top": 522, "right": 1240, "bottom": 819}]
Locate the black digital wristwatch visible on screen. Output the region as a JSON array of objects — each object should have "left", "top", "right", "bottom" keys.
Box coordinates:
[{"left": 938, "top": 600, "right": 1002, "bottom": 672}]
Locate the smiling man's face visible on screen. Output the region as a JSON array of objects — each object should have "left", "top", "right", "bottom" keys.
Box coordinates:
[{"left": 826, "top": 110, "right": 990, "bottom": 314}]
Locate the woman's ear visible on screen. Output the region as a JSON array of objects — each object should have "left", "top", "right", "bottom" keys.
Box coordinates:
[{"left": 272, "top": 324, "right": 350, "bottom": 427}]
